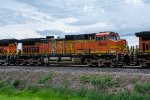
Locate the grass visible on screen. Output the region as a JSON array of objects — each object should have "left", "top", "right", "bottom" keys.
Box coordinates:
[
  {"left": 0, "top": 80, "right": 150, "bottom": 100},
  {"left": 131, "top": 75, "right": 140, "bottom": 84},
  {"left": 0, "top": 87, "right": 150, "bottom": 100},
  {"left": 0, "top": 74, "right": 150, "bottom": 100},
  {"left": 38, "top": 72, "right": 54, "bottom": 84},
  {"left": 80, "top": 75, "right": 119, "bottom": 88},
  {"left": 134, "top": 82, "right": 150, "bottom": 94}
]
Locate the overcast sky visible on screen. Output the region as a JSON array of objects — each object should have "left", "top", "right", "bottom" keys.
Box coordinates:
[{"left": 0, "top": 0, "right": 150, "bottom": 45}]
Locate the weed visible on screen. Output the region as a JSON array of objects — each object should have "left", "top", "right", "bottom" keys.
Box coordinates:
[
  {"left": 38, "top": 72, "right": 54, "bottom": 84},
  {"left": 11, "top": 79, "right": 23, "bottom": 89},
  {"left": 134, "top": 82, "right": 150, "bottom": 94},
  {"left": 80, "top": 75, "right": 92, "bottom": 83},
  {"left": 75, "top": 88, "right": 88, "bottom": 97},
  {"left": 26, "top": 86, "right": 39, "bottom": 93},
  {"left": 63, "top": 80, "right": 69, "bottom": 89},
  {"left": 80, "top": 75, "right": 119, "bottom": 88},
  {"left": 131, "top": 75, "right": 140, "bottom": 84}
]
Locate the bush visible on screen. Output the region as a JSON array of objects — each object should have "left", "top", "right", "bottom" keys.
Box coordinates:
[{"left": 134, "top": 82, "right": 150, "bottom": 94}]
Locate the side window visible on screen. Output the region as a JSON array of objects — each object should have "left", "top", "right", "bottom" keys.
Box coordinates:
[
  {"left": 96, "top": 35, "right": 106, "bottom": 41},
  {"left": 103, "top": 36, "right": 106, "bottom": 40}
]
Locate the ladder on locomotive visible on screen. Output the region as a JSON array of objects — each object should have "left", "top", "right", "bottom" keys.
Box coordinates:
[
  {"left": 117, "top": 46, "right": 128, "bottom": 66},
  {"left": 130, "top": 46, "right": 138, "bottom": 65},
  {"left": 117, "top": 54, "right": 124, "bottom": 66}
]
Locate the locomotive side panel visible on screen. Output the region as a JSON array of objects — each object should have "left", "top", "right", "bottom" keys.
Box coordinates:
[
  {"left": 139, "top": 37, "right": 150, "bottom": 53},
  {"left": 0, "top": 39, "right": 18, "bottom": 55},
  {"left": 39, "top": 42, "right": 50, "bottom": 54},
  {"left": 22, "top": 43, "right": 40, "bottom": 55},
  {"left": 64, "top": 40, "right": 75, "bottom": 54},
  {"left": 136, "top": 32, "right": 150, "bottom": 53},
  {"left": 75, "top": 40, "right": 93, "bottom": 54},
  {"left": 0, "top": 39, "right": 18, "bottom": 65},
  {"left": 54, "top": 40, "right": 65, "bottom": 54},
  {"left": 0, "top": 46, "right": 17, "bottom": 55}
]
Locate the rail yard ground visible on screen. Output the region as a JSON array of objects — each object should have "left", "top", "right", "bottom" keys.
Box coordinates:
[{"left": 0, "top": 66, "right": 150, "bottom": 100}]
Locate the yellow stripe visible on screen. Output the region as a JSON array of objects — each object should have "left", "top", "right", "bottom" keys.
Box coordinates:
[
  {"left": 144, "top": 50, "right": 150, "bottom": 53},
  {"left": 110, "top": 46, "right": 120, "bottom": 49}
]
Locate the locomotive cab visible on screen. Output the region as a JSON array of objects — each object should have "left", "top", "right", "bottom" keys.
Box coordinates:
[
  {"left": 109, "top": 33, "right": 120, "bottom": 41},
  {"left": 95, "top": 32, "right": 127, "bottom": 54},
  {"left": 109, "top": 32, "right": 127, "bottom": 54}
]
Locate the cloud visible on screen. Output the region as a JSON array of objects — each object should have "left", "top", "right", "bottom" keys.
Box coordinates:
[
  {"left": 37, "top": 29, "right": 66, "bottom": 38},
  {"left": 125, "top": 0, "right": 143, "bottom": 4},
  {"left": 0, "top": 0, "right": 149, "bottom": 46},
  {"left": 0, "top": 0, "right": 55, "bottom": 26}
]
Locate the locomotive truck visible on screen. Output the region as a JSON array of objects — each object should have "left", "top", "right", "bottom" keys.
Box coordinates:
[{"left": 0, "top": 31, "right": 149, "bottom": 67}]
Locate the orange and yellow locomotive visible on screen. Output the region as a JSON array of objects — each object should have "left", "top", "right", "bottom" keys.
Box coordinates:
[
  {"left": 17, "top": 32, "right": 127, "bottom": 66},
  {"left": 0, "top": 31, "right": 149, "bottom": 67}
]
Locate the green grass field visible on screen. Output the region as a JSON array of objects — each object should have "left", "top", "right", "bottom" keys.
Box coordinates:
[
  {"left": 0, "top": 89, "right": 150, "bottom": 100},
  {"left": 0, "top": 74, "right": 150, "bottom": 100},
  {"left": 0, "top": 84, "right": 150, "bottom": 100}
]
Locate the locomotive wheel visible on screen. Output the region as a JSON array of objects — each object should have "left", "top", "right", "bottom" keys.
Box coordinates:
[
  {"left": 84, "top": 58, "right": 92, "bottom": 66},
  {"left": 112, "top": 62, "right": 121, "bottom": 68},
  {"left": 146, "top": 63, "right": 150, "bottom": 68},
  {"left": 142, "top": 65, "right": 148, "bottom": 68},
  {"left": 118, "top": 65, "right": 123, "bottom": 68},
  {"left": 98, "top": 59, "right": 104, "bottom": 67}
]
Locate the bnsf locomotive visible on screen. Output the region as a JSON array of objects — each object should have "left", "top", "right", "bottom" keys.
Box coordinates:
[{"left": 0, "top": 31, "right": 149, "bottom": 67}]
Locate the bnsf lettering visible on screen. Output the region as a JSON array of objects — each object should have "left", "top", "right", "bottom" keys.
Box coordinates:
[{"left": 98, "top": 42, "right": 107, "bottom": 46}]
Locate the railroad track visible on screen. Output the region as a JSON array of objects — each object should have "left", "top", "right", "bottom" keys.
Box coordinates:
[
  {"left": 0, "top": 65, "right": 150, "bottom": 74},
  {"left": 0, "top": 64, "right": 146, "bottom": 69}
]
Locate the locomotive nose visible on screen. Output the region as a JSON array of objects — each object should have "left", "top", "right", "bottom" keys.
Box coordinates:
[{"left": 119, "top": 39, "right": 128, "bottom": 53}]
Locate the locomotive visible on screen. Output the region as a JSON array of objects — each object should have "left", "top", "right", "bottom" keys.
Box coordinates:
[
  {"left": 135, "top": 31, "right": 150, "bottom": 67},
  {"left": 0, "top": 31, "right": 149, "bottom": 67}
]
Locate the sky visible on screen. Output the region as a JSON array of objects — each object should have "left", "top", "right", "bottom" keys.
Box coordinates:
[{"left": 0, "top": 0, "right": 150, "bottom": 46}]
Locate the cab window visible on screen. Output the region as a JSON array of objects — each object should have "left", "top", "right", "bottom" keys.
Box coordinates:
[{"left": 110, "top": 35, "right": 120, "bottom": 41}]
